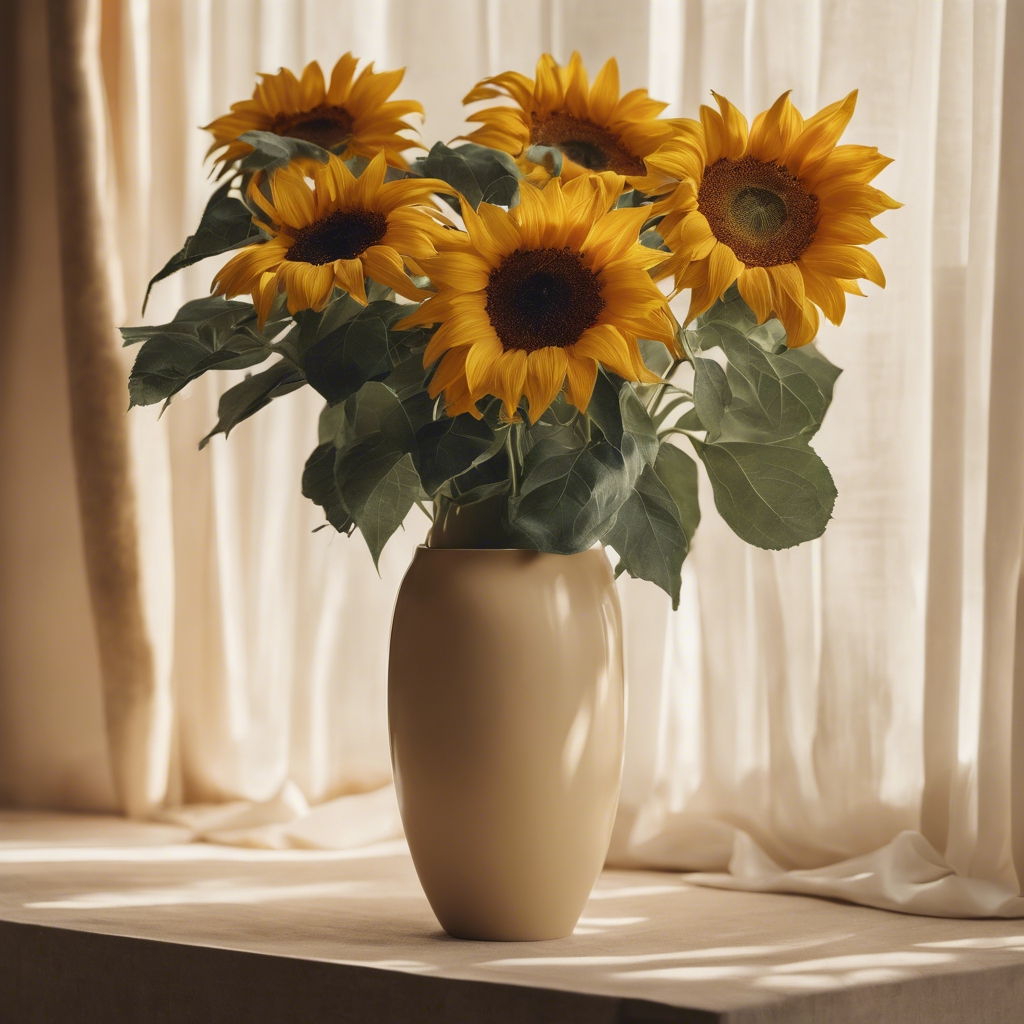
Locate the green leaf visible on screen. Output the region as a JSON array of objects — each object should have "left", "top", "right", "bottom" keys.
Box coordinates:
[
  {"left": 301, "top": 443, "right": 354, "bottom": 534},
  {"left": 508, "top": 438, "right": 634, "bottom": 553},
  {"left": 318, "top": 380, "right": 430, "bottom": 562},
  {"left": 692, "top": 356, "right": 732, "bottom": 438},
  {"left": 303, "top": 306, "right": 391, "bottom": 405},
  {"left": 691, "top": 437, "right": 836, "bottom": 549},
  {"left": 654, "top": 442, "right": 701, "bottom": 543},
  {"left": 524, "top": 144, "right": 563, "bottom": 178},
  {"left": 588, "top": 374, "right": 659, "bottom": 475},
  {"left": 414, "top": 142, "right": 520, "bottom": 210},
  {"left": 718, "top": 336, "right": 841, "bottom": 442},
  {"left": 672, "top": 406, "right": 703, "bottom": 432},
  {"left": 237, "top": 130, "right": 331, "bottom": 174},
  {"left": 199, "top": 361, "right": 305, "bottom": 448},
  {"left": 143, "top": 182, "right": 263, "bottom": 310},
  {"left": 446, "top": 448, "right": 511, "bottom": 504},
  {"left": 603, "top": 442, "right": 700, "bottom": 609},
  {"left": 618, "top": 384, "right": 659, "bottom": 468},
  {"left": 335, "top": 440, "right": 421, "bottom": 567},
  {"left": 639, "top": 227, "right": 667, "bottom": 250},
  {"left": 277, "top": 281, "right": 399, "bottom": 366},
  {"left": 383, "top": 344, "right": 429, "bottom": 401},
  {"left": 414, "top": 414, "right": 496, "bottom": 495},
  {"left": 695, "top": 284, "right": 787, "bottom": 353},
  {"left": 606, "top": 465, "right": 689, "bottom": 608},
  {"left": 639, "top": 337, "right": 675, "bottom": 377},
  {"left": 585, "top": 371, "right": 625, "bottom": 442},
  {"left": 686, "top": 287, "right": 841, "bottom": 443},
  {"left": 321, "top": 380, "right": 417, "bottom": 451},
  {"left": 124, "top": 296, "right": 287, "bottom": 408}
]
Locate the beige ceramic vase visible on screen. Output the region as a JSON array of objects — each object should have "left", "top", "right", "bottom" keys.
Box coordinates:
[{"left": 388, "top": 499, "right": 625, "bottom": 941}]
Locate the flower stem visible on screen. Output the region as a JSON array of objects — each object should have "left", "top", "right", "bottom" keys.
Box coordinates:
[
  {"left": 506, "top": 427, "right": 519, "bottom": 496},
  {"left": 648, "top": 358, "right": 684, "bottom": 416}
]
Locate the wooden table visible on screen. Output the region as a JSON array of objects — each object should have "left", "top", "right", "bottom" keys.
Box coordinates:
[{"left": 2, "top": 810, "right": 1023, "bottom": 1022}]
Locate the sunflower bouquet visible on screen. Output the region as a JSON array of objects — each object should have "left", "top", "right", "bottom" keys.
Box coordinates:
[{"left": 125, "top": 53, "right": 896, "bottom": 607}]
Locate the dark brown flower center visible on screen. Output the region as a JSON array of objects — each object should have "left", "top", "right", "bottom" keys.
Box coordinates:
[
  {"left": 531, "top": 112, "right": 646, "bottom": 176},
  {"left": 698, "top": 156, "right": 818, "bottom": 266},
  {"left": 286, "top": 209, "right": 387, "bottom": 265},
  {"left": 272, "top": 105, "right": 355, "bottom": 149},
  {"left": 486, "top": 247, "right": 605, "bottom": 352}
]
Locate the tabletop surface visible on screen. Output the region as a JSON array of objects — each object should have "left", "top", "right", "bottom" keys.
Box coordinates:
[{"left": 2, "top": 810, "right": 1024, "bottom": 1023}]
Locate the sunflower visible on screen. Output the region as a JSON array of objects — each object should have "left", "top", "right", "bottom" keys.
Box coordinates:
[
  {"left": 397, "top": 173, "right": 678, "bottom": 422},
  {"left": 461, "top": 52, "right": 686, "bottom": 191},
  {"left": 213, "top": 152, "right": 452, "bottom": 326},
  {"left": 650, "top": 90, "right": 899, "bottom": 347},
  {"left": 204, "top": 54, "right": 423, "bottom": 169}
]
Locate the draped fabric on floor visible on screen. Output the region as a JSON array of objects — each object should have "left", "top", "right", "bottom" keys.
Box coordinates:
[{"left": 1, "top": 0, "right": 1023, "bottom": 917}]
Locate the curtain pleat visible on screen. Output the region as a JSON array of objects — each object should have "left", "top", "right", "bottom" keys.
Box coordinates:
[{"left": 42, "top": 0, "right": 164, "bottom": 816}]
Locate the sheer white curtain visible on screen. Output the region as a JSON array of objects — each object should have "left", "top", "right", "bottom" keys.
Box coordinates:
[{"left": 4, "top": 0, "right": 1023, "bottom": 913}]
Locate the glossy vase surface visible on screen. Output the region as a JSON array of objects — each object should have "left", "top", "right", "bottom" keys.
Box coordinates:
[{"left": 388, "top": 542, "right": 625, "bottom": 941}]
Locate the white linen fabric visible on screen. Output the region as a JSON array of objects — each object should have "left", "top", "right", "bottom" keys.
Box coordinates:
[{"left": 2, "top": 0, "right": 1023, "bottom": 919}]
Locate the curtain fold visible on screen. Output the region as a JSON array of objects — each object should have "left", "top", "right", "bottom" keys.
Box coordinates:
[
  {"left": 2, "top": 0, "right": 1023, "bottom": 919},
  {"left": 43, "top": 0, "right": 167, "bottom": 816}
]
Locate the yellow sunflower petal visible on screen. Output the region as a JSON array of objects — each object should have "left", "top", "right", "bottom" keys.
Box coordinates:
[
  {"left": 361, "top": 245, "right": 430, "bottom": 301},
  {"left": 747, "top": 91, "right": 804, "bottom": 164},
  {"left": 800, "top": 243, "right": 886, "bottom": 288},
  {"left": 700, "top": 103, "right": 727, "bottom": 165},
  {"left": 254, "top": 271, "right": 279, "bottom": 329},
  {"left": 429, "top": 346, "right": 471, "bottom": 398},
  {"left": 270, "top": 170, "right": 317, "bottom": 229},
  {"left": 711, "top": 91, "right": 748, "bottom": 158},
  {"left": 589, "top": 57, "right": 621, "bottom": 123},
  {"left": 524, "top": 347, "right": 569, "bottom": 420},
  {"left": 581, "top": 204, "right": 650, "bottom": 266},
  {"left": 665, "top": 211, "right": 718, "bottom": 262},
  {"left": 784, "top": 90, "right": 858, "bottom": 177},
  {"left": 298, "top": 61, "right": 326, "bottom": 107},
  {"left": 511, "top": 180, "right": 549, "bottom": 248},
  {"left": 347, "top": 64, "right": 405, "bottom": 117},
  {"left": 326, "top": 53, "right": 359, "bottom": 104},
  {"left": 423, "top": 310, "right": 495, "bottom": 365},
  {"left": 280, "top": 261, "right": 335, "bottom": 314},
  {"left": 563, "top": 51, "right": 590, "bottom": 118},
  {"left": 564, "top": 351, "right": 600, "bottom": 412},
  {"left": 534, "top": 53, "right": 562, "bottom": 112},
  {"left": 574, "top": 323, "right": 638, "bottom": 380},
  {"left": 774, "top": 289, "right": 820, "bottom": 348},
  {"left": 464, "top": 333, "right": 504, "bottom": 392},
  {"left": 801, "top": 144, "right": 893, "bottom": 191},
  {"left": 703, "top": 243, "right": 745, "bottom": 308},
  {"left": 798, "top": 262, "right": 847, "bottom": 326},
  {"left": 352, "top": 150, "right": 389, "bottom": 208},
  {"left": 476, "top": 202, "right": 523, "bottom": 262},
  {"left": 333, "top": 258, "right": 368, "bottom": 304},
  {"left": 625, "top": 340, "right": 663, "bottom": 384},
  {"left": 212, "top": 240, "right": 287, "bottom": 298},
  {"left": 494, "top": 349, "right": 529, "bottom": 419},
  {"left": 815, "top": 181, "right": 902, "bottom": 216},
  {"left": 767, "top": 262, "right": 806, "bottom": 312},
  {"left": 420, "top": 252, "right": 491, "bottom": 291},
  {"left": 812, "top": 213, "right": 885, "bottom": 246},
  {"left": 736, "top": 266, "right": 774, "bottom": 324}
]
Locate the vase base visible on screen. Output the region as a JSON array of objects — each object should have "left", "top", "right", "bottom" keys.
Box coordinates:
[{"left": 439, "top": 920, "right": 577, "bottom": 942}]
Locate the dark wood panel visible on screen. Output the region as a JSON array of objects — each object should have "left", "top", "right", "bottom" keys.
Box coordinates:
[{"left": 0, "top": 919, "right": 718, "bottom": 1024}]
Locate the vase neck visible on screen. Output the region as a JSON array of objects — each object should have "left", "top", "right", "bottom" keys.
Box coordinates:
[{"left": 429, "top": 494, "right": 519, "bottom": 549}]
